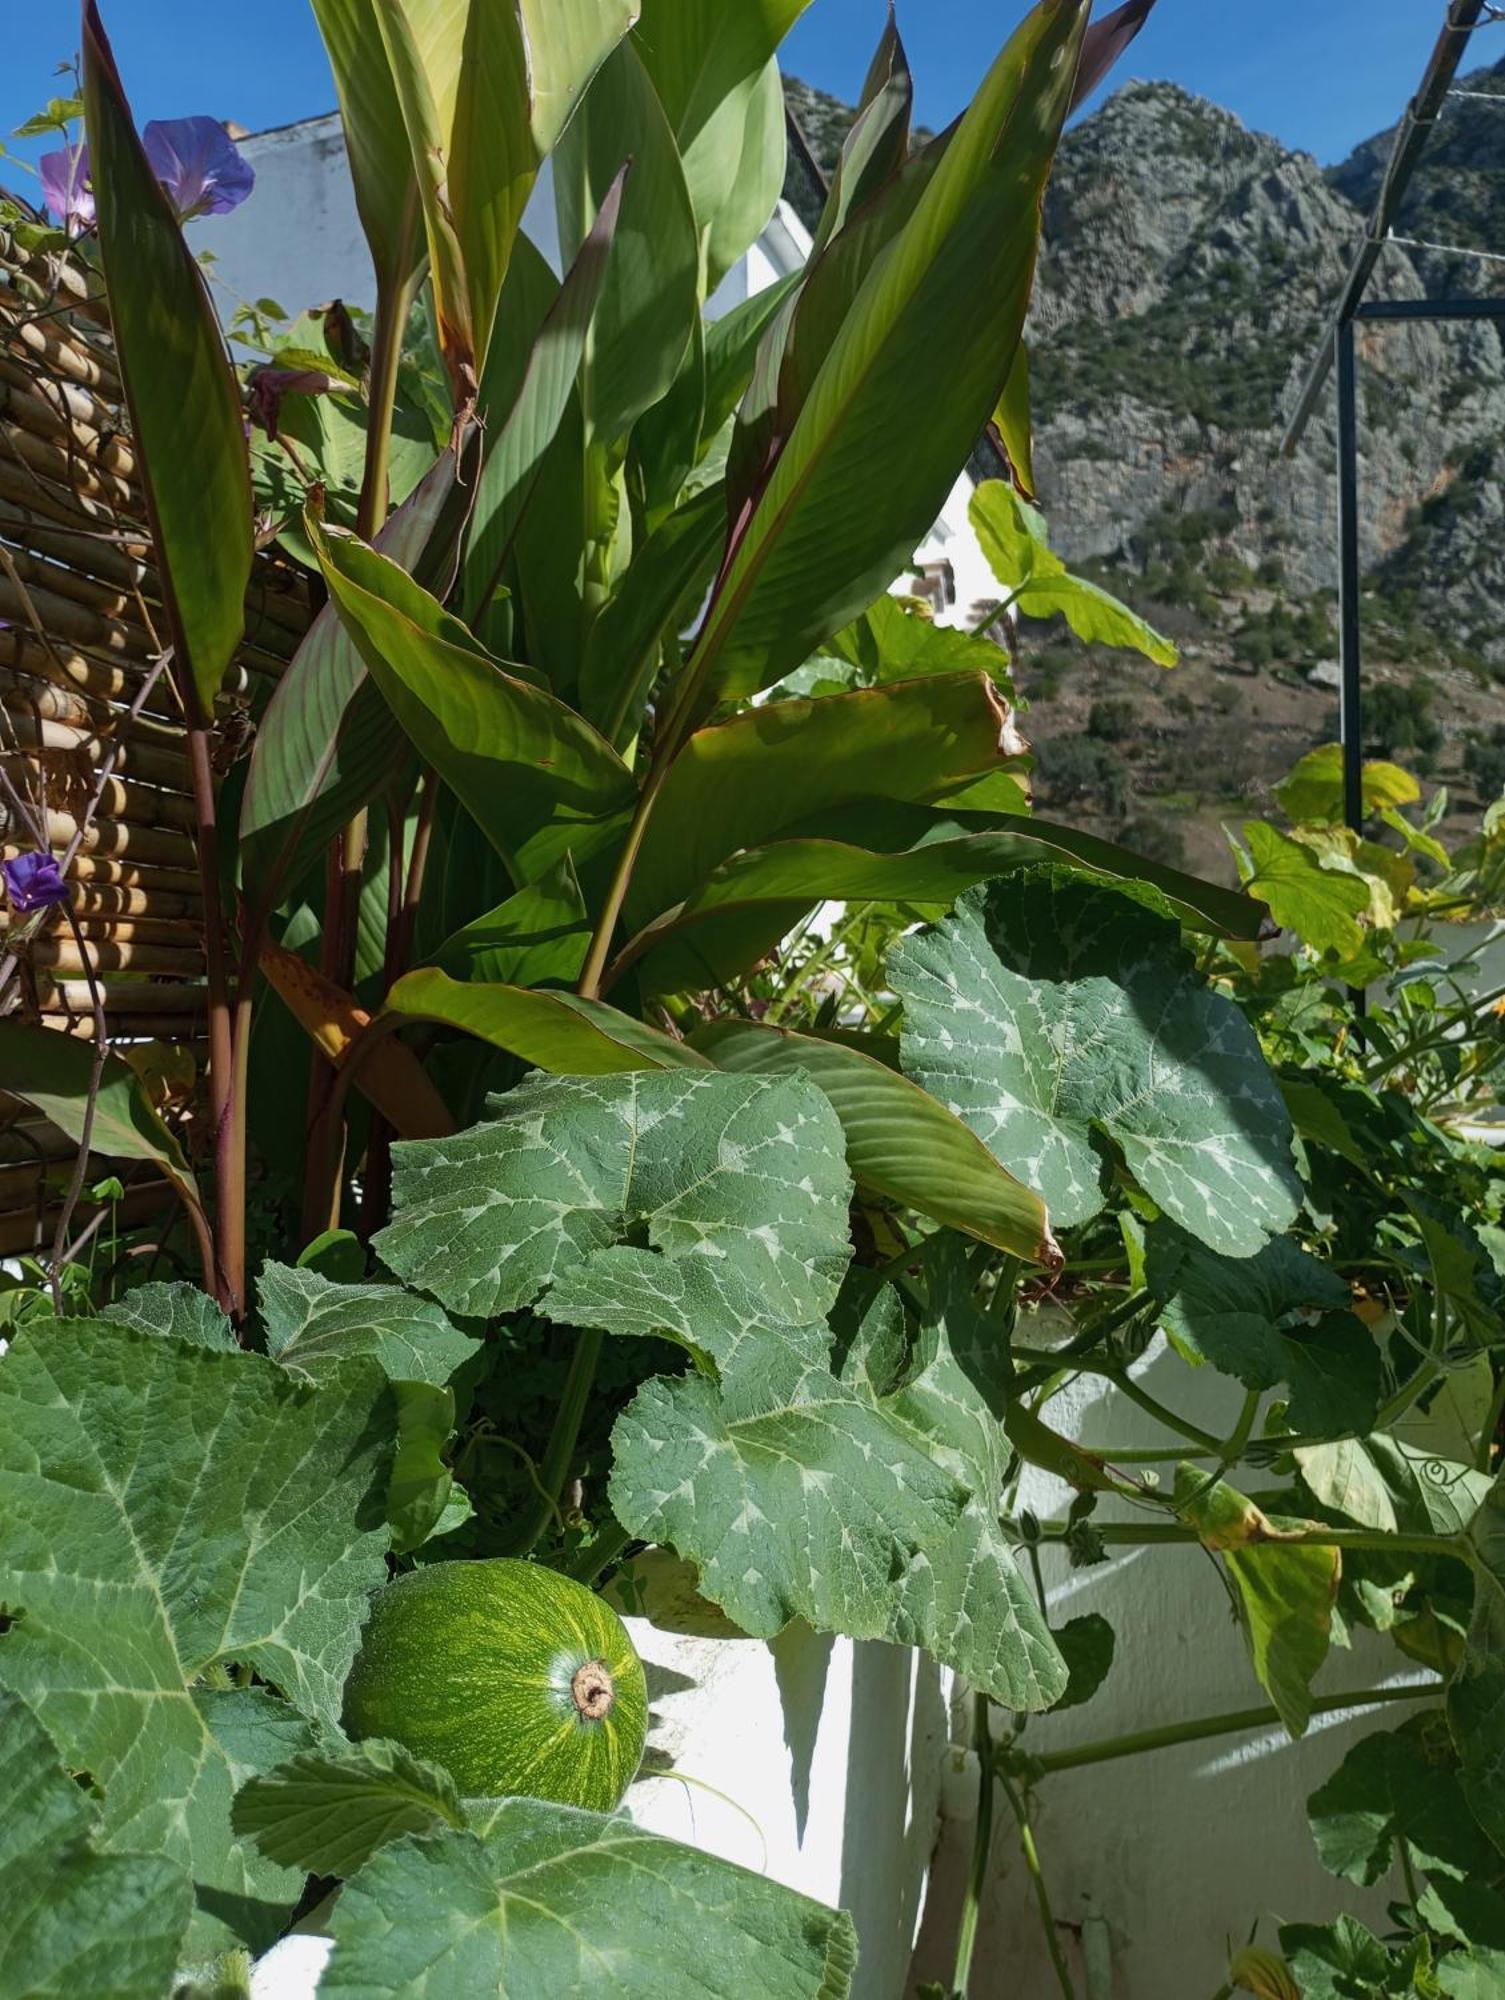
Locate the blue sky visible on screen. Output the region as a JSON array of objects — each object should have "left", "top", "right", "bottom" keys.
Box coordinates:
[{"left": 0, "top": 0, "right": 1485, "bottom": 192}]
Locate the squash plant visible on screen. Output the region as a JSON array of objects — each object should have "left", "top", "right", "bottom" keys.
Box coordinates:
[{"left": 4, "top": 1, "right": 1504, "bottom": 1995}]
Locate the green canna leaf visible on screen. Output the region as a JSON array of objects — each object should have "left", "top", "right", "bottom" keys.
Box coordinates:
[{"left": 81, "top": 0, "right": 252, "bottom": 719}]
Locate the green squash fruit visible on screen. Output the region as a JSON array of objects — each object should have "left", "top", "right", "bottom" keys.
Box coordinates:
[{"left": 343, "top": 1558, "right": 648, "bottom": 1812}]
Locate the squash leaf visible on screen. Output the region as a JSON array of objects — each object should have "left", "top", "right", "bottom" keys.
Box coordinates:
[
  {"left": 893, "top": 871, "right": 1301, "bottom": 1257},
  {"left": 376, "top": 1071, "right": 852, "bottom": 1340},
  {"left": 0, "top": 1321, "right": 395, "bottom": 1952},
  {"left": 1147, "top": 1224, "right": 1378, "bottom": 1438},
  {"left": 321, "top": 1796, "right": 857, "bottom": 1998},
  {"left": 611, "top": 1249, "right": 1066, "bottom": 1708},
  {"left": 0, "top": 1689, "right": 193, "bottom": 1998}
]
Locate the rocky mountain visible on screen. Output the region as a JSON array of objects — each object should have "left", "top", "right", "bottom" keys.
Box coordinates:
[{"left": 783, "top": 61, "right": 1505, "bottom": 872}]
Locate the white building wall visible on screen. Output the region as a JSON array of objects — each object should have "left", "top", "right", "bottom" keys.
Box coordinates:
[{"left": 910, "top": 1336, "right": 1434, "bottom": 2000}]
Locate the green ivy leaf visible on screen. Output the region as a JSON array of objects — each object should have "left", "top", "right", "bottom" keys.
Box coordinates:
[
  {"left": 1176, "top": 1469, "right": 1337, "bottom": 1737},
  {"left": 1278, "top": 1915, "right": 1418, "bottom": 1998},
  {"left": 1448, "top": 1467, "right": 1505, "bottom": 1854},
  {"left": 1438, "top": 1949, "right": 1505, "bottom": 1997},
  {"left": 376, "top": 1071, "right": 853, "bottom": 1339},
  {"left": 233, "top": 1739, "right": 465, "bottom": 1880},
  {"left": 1307, "top": 1712, "right": 1495, "bottom": 1890},
  {"left": 1050, "top": 1614, "right": 1117, "bottom": 1714},
  {"left": 1148, "top": 1226, "right": 1378, "bottom": 1438},
  {"left": 322, "top": 1797, "right": 857, "bottom": 1997},
  {"left": 971, "top": 481, "right": 1176, "bottom": 665},
  {"left": 825, "top": 592, "right": 1016, "bottom": 695},
  {"left": 0, "top": 1690, "right": 193, "bottom": 1997},
  {"left": 893, "top": 872, "right": 1300, "bottom": 1256},
  {"left": 0, "top": 1320, "right": 395, "bottom": 1951},
  {"left": 1276, "top": 746, "right": 1420, "bottom": 827},
  {"left": 1241, "top": 820, "right": 1371, "bottom": 960}
]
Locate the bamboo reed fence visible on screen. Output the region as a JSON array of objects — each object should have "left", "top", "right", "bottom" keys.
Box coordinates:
[{"left": 0, "top": 222, "right": 314, "bottom": 1264}]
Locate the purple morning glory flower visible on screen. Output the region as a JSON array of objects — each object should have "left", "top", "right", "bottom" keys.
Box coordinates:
[
  {"left": 39, "top": 143, "right": 94, "bottom": 234},
  {"left": 2, "top": 852, "right": 69, "bottom": 915},
  {"left": 142, "top": 118, "right": 254, "bottom": 221}
]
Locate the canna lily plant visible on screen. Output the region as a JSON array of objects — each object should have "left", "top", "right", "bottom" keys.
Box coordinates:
[{"left": 11, "top": 2, "right": 1502, "bottom": 1995}]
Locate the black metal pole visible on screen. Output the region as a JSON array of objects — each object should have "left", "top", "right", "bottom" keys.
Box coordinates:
[{"left": 1337, "top": 318, "right": 1363, "bottom": 840}]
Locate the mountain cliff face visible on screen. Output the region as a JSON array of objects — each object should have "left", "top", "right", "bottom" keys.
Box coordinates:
[{"left": 783, "top": 62, "right": 1505, "bottom": 871}]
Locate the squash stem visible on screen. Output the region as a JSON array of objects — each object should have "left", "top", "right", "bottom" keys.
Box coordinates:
[
  {"left": 503, "top": 1326, "right": 605, "bottom": 1559},
  {"left": 950, "top": 1693, "right": 996, "bottom": 1998}
]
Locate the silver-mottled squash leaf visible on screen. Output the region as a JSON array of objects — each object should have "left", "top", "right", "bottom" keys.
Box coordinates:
[
  {"left": 375, "top": 1071, "right": 853, "bottom": 1350},
  {"left": 258, "top": 1262, "right": 479, "bottom": 1386},
  {"left": 0, "top": 1688, "right": 193, "bottom": 1997},
  {"left": 611, "top": 1280, "right": 1065, "bottom": 1711},
  {"left": 233, "top": 1738, "right": 465, "bottom": 1880},
  {"left": 829, "top": 1253, "right": 1067, "bottom": 1708},
  {"left": 0, "top": 1320, "right": 394, "bottom": 1951},
  {"left": 321, "top": 1796, "right": 856, "bottom": 1998},
  {"left": 892, "top": 871, "right": 1300, "bottom": 1256}
]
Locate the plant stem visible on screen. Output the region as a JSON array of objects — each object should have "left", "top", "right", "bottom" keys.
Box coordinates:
[
  {"left": 1027, "top": 1682, "right": 1436, "bottom": 1777},
  {"left": 997, "top": 1766, "right": 1076, "bottom": 2000},
  {"left": 185, "top": 718, "right": 236, "bottom": 1314},
  {"left": 1008, "top": 1350, "right": 1221, "bottom": 1451},
  {"left": 951, "top": 1694, "right": 997, "bottom": 1999},
  {"left": 356, "top": 273, "right": 413, "bottom": 543},
  {"left": 1035, "top": 1521, "right": 1463, "bottom": 1558},
  {"left": 578, "top": 755, "right": 672, "bottom": 1000},
  {"left": 565, "top": 1516, "right": 633, "bottom": 1588},
  {"left": 500, "top": 1326, "right": 605, "bottom": 1559}
]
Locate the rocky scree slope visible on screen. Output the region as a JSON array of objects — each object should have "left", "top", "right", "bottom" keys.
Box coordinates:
[{"left": 782, "top": 66, "right": 1505, "bottom": 872}]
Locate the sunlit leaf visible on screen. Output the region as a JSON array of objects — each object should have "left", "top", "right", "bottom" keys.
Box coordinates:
[
  {"left": 893, "top": 872, "right": 1300, "bottom": 1256},
  {"left": 321, "top": 1797, "right": 857, "bottom": 1997},
  {"left": 82, "top": 1, "right": 251, "bottom": 714}
]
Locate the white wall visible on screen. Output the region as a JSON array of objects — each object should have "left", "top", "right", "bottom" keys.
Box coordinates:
[
  {"left": 910, "top": 1334, "right": 1435, "bottom": 2000},
  {"left": 626, "top": 1621, "right": 952, "bottom": 1999}
]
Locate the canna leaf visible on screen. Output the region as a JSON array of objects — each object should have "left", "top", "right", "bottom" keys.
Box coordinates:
[
  {"left": 577, "top": 481, "right": 726, "bottom": 744},
  {"left": 677, "top": 0, "right": 1088, "bottom": 715},
  {"left": 0, "top": 1019, "right": 200, "bottom": 1213},
  {"left": 694, "top": 1018, "right": 1058, "bottom": 1265},
  {"left": 241, "top": 450, "right": 457, "bottom": 913},
  {"left": 82, "top": 1, "right": 251, "bottom": 717},
  {"left": 627, "top": 672, "right": 1028, "bottom": 930},
  {"left": 462, "top": 169, "right": 626, "bottom": 621},
  {"left": 430, "top": 859, "right": 591, "bottom": 987},
  {"left": 553, "top": 42, "right": 699, "bottom": 445},
  {"left": 374, "top": 0, "right": 636, "bottom": 399},
  {"left": 633, "top": 0, "right": 816, "bottom": 293},
  {"left": 311, "top": 512, "right": 635, "bottom": 883},
  {"left": 383, "top": 966, "right": 712, "bottom": 1075},
  {"left": 258, "top": 933, "right": 456, "bottom": 1139},
  {"left": 310, "top": 0, "right": 425, "bottom": 297},
  {"left": 616, "top": 806, "right": 1267, "bottom": 996}
]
